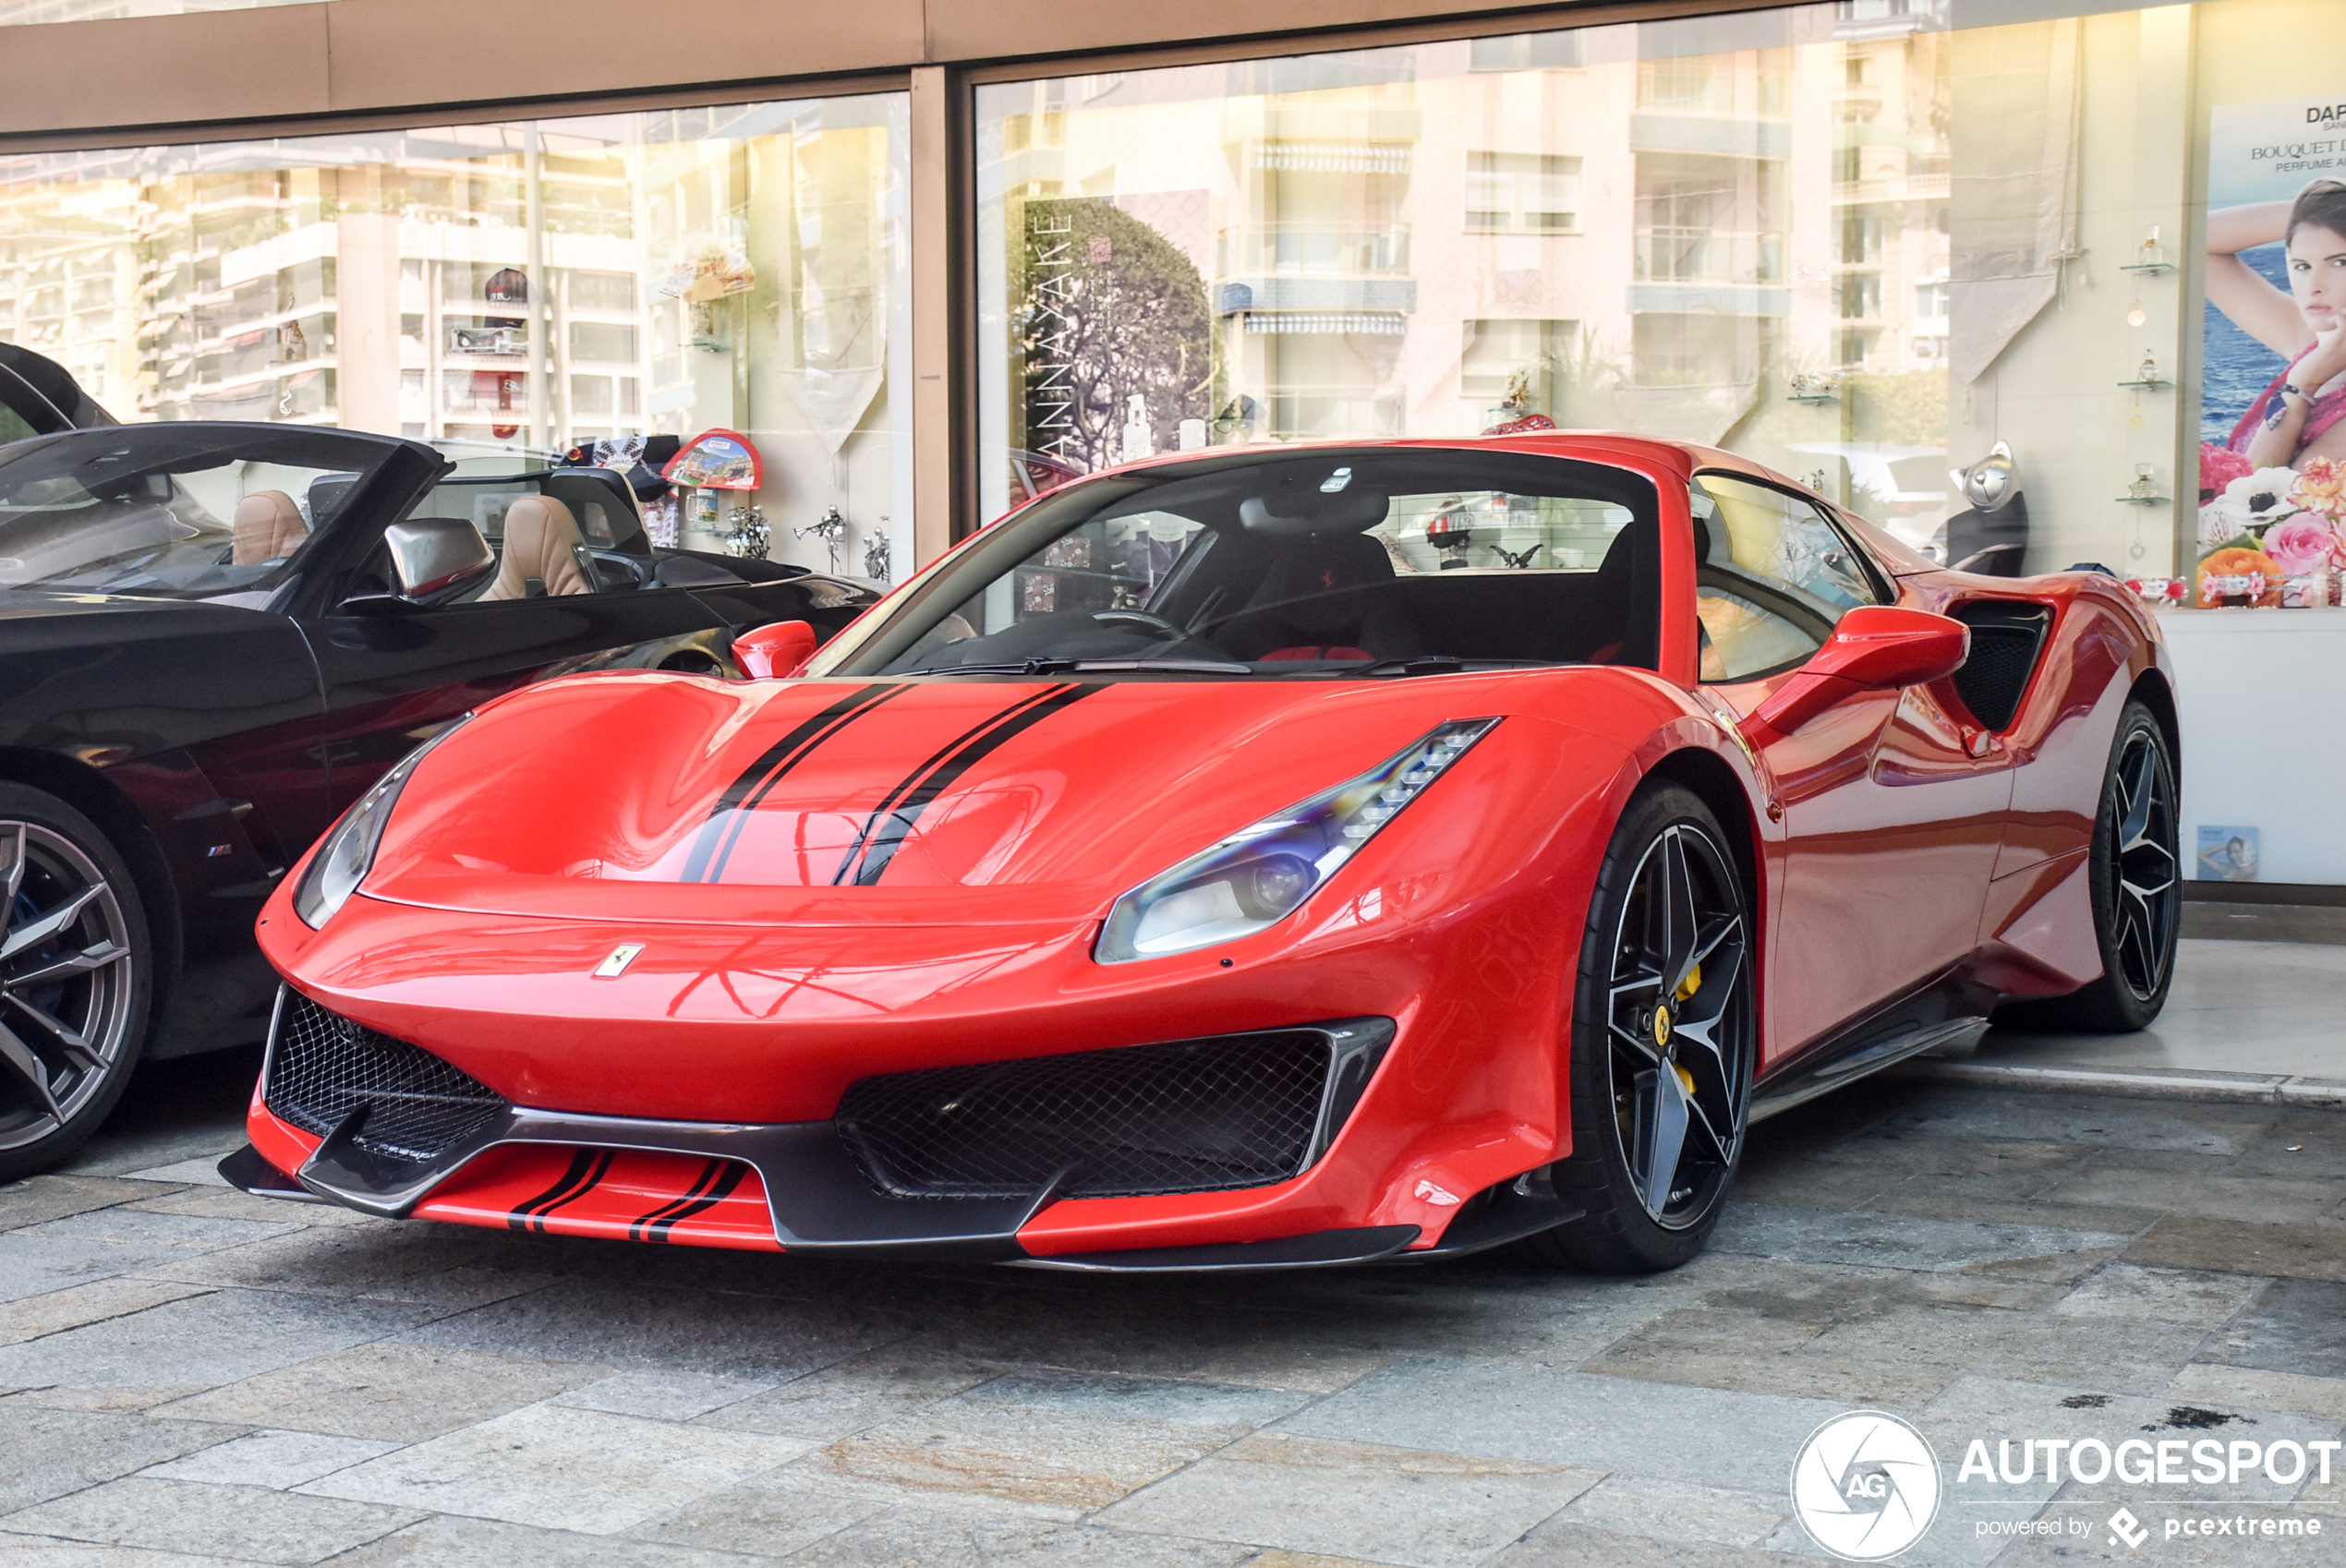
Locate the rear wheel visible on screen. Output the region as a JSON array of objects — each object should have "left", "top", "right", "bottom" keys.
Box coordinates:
[
  {"left": 1518, "top": 784, "right": 1755, "bottom": 1273},
  {"left": 0, "top": 784, "right": 152, "bottom": 1182},
  {"left": 1994, "top": 701, "right": 2179, "bottom": 1033}
]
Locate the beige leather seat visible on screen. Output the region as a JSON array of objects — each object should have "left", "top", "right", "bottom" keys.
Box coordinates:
[
  {"left": 230, "top": 489, "right": 308, "bottom": 566},
  {"left": 478, "top": 495, "right": 595, "bottom": 600}
]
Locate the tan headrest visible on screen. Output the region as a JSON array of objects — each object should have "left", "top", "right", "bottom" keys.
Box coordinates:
[
  {"left": 478, "top": 494, "right": 593, "bottom": 601},
  {"left": 231, "top": 489, "right": 308, "bottom": 567}
]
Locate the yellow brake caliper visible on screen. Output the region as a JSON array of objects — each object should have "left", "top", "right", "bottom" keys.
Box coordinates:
[{"left": 1671, "top": 962, "right": 1702, "bottom": 1097}]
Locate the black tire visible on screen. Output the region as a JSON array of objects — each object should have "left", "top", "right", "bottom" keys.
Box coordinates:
[
  {"left": 0, "top": 783, "right": 153, "bottom": 1182},
  {"left": 1993, "top": 701, "right": 2180, "bottom": 1033},
  {"left": 1516, "top": 783, "right": 1756, "bottom": 1273}
]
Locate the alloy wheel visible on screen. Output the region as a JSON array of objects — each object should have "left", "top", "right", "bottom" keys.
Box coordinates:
[
  {"left": 0, "top": 821, "right": 138, "bottom": 1151},
  {"left": 2109, "top": 729, "right": 2179, "bottom": 1001},
  {"left": 1602, "top": 822, "right": 1752, "bottom": 1228}
]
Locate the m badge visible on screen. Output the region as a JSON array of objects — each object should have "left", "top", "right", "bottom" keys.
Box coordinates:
[{"left": 593, "top": 944, "right": 646, "bottom": 979}]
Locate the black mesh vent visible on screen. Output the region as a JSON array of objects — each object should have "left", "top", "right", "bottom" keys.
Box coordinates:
[
  {"left": 1950, "top": 601, "right": 2052, "bottom": 731},
  {"left": 834, "top": 1031, "right": 1336, "bottom": 1200},
  {"left": 265, "top": 992, "right": 509, "bottom": 1163}
]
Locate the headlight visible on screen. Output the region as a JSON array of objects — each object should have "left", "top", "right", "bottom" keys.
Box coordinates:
[
  {"left": 1095, "top": 718, "right": 1499, "bottom": 963},
  {"left": 292, "top": 716, "right": 471, "bottom": 929}
]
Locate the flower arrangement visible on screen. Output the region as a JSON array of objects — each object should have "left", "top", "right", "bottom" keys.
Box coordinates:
[
  {"left": 2194, "top": 454, "right": 2346, "bottom": 607},
  {"left": 2200, "top": 441, "right": 2255, "bottom": 500}
]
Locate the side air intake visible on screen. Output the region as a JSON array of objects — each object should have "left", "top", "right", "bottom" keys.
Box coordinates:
[{"left": 1948, "top": 600, "right": 2052, "bottom": 732}]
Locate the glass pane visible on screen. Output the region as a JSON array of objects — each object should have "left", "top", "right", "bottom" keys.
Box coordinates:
[
  {"left": 0, "top": 0, "right": 341, "bottom": 21},
  {"left": 0, "top": 426, "right": 393, "bottom": 598},
  {"left": 0, "top": 93, "right": 912, "bottom": 581},
  {"left": 973, "top": 3, "right": 2228, "bottom": 582},
  {"left": 817, "top": 446, "right": 1660, "bottom": 680}
]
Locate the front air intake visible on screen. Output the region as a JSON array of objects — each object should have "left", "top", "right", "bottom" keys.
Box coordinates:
[
  {"left": 264, "top": 992, "right": 510, "bottom": 1164},
  {"left": 833, "top": 1022, "right": 1388, "bottom": 1200}
]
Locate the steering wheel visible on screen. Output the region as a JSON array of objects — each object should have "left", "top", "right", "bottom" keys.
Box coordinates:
[{"left": 1091, "top": 609, "right": 1185, "bottom": 640}]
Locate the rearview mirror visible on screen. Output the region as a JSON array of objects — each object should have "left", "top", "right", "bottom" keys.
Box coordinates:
[
  {"left": 732, "top": 619, "right": 818, "bottom": 680},
  {"left": 385, "top": 516, "right": 496, "bottom": 601},
  {"left": 1739, "top": 605, "right": 1968, "bottom": 746}
]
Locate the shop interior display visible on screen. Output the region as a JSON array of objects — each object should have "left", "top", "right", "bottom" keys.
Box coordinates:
[{"left": 1944, "top": 442, "right": 2031, "bottom": 577}]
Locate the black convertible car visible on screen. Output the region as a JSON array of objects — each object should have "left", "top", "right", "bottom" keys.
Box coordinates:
[{"left": 0, "top": 421, "right": 876, "bottom": 1176}]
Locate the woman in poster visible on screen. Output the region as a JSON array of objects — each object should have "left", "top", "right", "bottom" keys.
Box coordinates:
[{"left": 2207, "top": 179, "right": 2346, "bottom": 467}]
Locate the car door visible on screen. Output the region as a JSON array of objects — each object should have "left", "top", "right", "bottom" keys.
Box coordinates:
[
  {"left": 285, "top": 464, "right": 875, "bottom": 841},
  {"left": 1688, "top": 473, "right": 2013, "bottom": 1059}
]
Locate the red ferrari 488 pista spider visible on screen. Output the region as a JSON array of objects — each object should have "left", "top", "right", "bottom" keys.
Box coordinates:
[{"left": 223, "top": 435, "right": 2179, "bottom": 1273}]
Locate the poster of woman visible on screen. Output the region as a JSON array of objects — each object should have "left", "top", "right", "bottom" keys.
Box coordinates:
[{"left": 2198, "top": 97, "right": 2346, "bottom": 606}]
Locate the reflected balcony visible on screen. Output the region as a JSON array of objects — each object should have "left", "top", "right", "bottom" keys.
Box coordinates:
[{"left": 1217, "top": 224, "right": 1411, "bottom": 278}]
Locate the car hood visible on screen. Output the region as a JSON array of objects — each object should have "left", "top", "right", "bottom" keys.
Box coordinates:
[{"left": 358, "top": 669, "right": 1637, "bottom": 926}]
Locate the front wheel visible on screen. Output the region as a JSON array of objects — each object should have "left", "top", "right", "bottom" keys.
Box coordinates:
[
  {"left": 1518, "top": 784, "right": 1756, "bottom": 1273},
  {"left": 1994, "top": 701, "right": 2180, "bottom": 1033},
  {"left": 0, "top": 784, "right": 153, "bottom": 1182}
]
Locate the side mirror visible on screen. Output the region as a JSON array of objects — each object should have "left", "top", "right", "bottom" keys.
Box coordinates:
[
  {"left": 1740, "top": 605, "right": 1968, "bottom": 747},
  {"left": 380, "top": 516, "right": 495, "bottom": 604},
  {"left": 732, "top": 619, "right": 818, "bottom": 680}
]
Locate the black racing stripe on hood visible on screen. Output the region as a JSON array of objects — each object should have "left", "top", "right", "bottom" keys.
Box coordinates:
[
  {"left": 683, "top": 681, "right": 905, "bottom": 884},
  {"left": 816, "top": 680, "right": 1079, "bottom": 886},
  {"left": 822, "top": 682, "right": 1080, "bottom": 889},
  {"left": 841, "top": 682, "right": 1098, "bottom": 888},
  {"left": 507, "top": 1148, "right": 612, "bottom": 1233}
]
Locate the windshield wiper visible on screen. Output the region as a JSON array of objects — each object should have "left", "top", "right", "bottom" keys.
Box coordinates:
[
  {"left": 1339, "top": 657, "right": 1552, "bottom": 678},
  {"left": 914, "top": 657, "right": 1253, "bottom": 677}
]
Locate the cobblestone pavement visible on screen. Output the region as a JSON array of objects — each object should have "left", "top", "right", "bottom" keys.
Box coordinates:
[{"left": 0, "top": 1048, "right": 2340, "bottom": 1567}]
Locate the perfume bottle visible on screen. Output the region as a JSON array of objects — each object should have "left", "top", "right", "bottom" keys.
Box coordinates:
[
  {"left": 2135, "top": 354, "right": 2159, "bottom": 384},
  {"left": 2130, "top": 464, "right": 2156, "bottom": 501}
]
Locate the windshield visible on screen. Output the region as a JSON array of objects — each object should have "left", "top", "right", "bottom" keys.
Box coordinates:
[
  {"left": 819, "top": 446, "right": 1660, "bottom": 680},
  {"left": 0, "top": 426, "right": 395, "bottom": 600}
]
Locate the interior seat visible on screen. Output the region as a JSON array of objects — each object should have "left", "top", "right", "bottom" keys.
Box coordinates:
[
  {"left": 230, "top": 489, "right": 308, "bottom": 566},
  {"left": 478, "top": 495, "right": 597, "bottom": 600},
  {"left": 1578, "top": 525, "right": 1646, "bottom": 664},
  {"left": 1228, "top": 532, "right": 1422, "bottom": 659}
]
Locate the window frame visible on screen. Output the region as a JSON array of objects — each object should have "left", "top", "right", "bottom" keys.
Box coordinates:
[{"left": 1688, "top": 468, "right": 1897, "bottom": 684}]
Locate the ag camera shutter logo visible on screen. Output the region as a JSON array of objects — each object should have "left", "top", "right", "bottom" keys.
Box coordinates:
[{"left": 1791, "top": 1410, "right": 1943, "bottom": 1560}]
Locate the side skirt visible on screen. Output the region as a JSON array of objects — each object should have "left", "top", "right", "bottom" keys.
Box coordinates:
[{"left": 1750, "top": 973, "right": 1994, "bottom": 1122}]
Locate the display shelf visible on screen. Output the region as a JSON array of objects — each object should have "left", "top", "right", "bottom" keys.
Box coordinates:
[
  {"left": 2120, "top": 261, "right": 2176, "bottom": 274},
  {"left": 1785, "top": 392, "right": 1839, "bottom": 404},
  {"left": 2116, "top": 378, "right": 2172, "bottom": 390},
  {"left": 2113, "top": 494, "right": 2171, "bottom": 505}
]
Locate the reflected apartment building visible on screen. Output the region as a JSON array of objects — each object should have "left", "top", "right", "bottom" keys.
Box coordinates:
[
  {"left": 980, "top": 5, "right": 1954, "bottom": 536},
  {"left": 0, "top": 100, "right": 909, "bottom": 582}
]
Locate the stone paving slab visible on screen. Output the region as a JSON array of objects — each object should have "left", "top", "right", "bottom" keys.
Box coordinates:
[
  {"left": 141, "top": 1429, "right": 405, "bottom": 1490},
  {"left": 152, "top": 1341, "right": 607, "bottom": 1443},
  {"left": 300, "top": 1401, "right": 811, "bottom": 1535},
  {"left": 0, "top": 1477, "right": 419, "bottom": 1564},
  {"left": 1098, "top": 1432, "right": 1602, "bottom": 1568}
]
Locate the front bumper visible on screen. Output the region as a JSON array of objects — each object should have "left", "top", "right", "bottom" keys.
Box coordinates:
[{"left": 224, "top": 992, "right": 1579, "bottom": 1270}]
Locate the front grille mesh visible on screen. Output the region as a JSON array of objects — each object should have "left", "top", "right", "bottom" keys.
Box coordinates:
[
  {"left": 834, "top": 1031, "right": 1334, "bottom": 1200},
  {"left": 265, "top": 992, "right": 509, "bottom": 1164}
]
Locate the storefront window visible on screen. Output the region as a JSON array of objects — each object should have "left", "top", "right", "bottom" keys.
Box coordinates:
[
  {"left": 974, "top": 3, "right": 2239, "bottom": 592},
  {"left": 0, "top": 94, "right": 911, "bottom": 579},
  {"left": 0, "top": 0, "right": 334, "bottom": 20},
  {"left": 0, "top": 0, "right": 331, "bottom": 19}
]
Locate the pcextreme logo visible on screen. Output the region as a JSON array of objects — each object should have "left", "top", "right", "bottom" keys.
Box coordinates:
[{"left": 1791, "top": 1411, "right": 1943, "bottom": 1561}]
